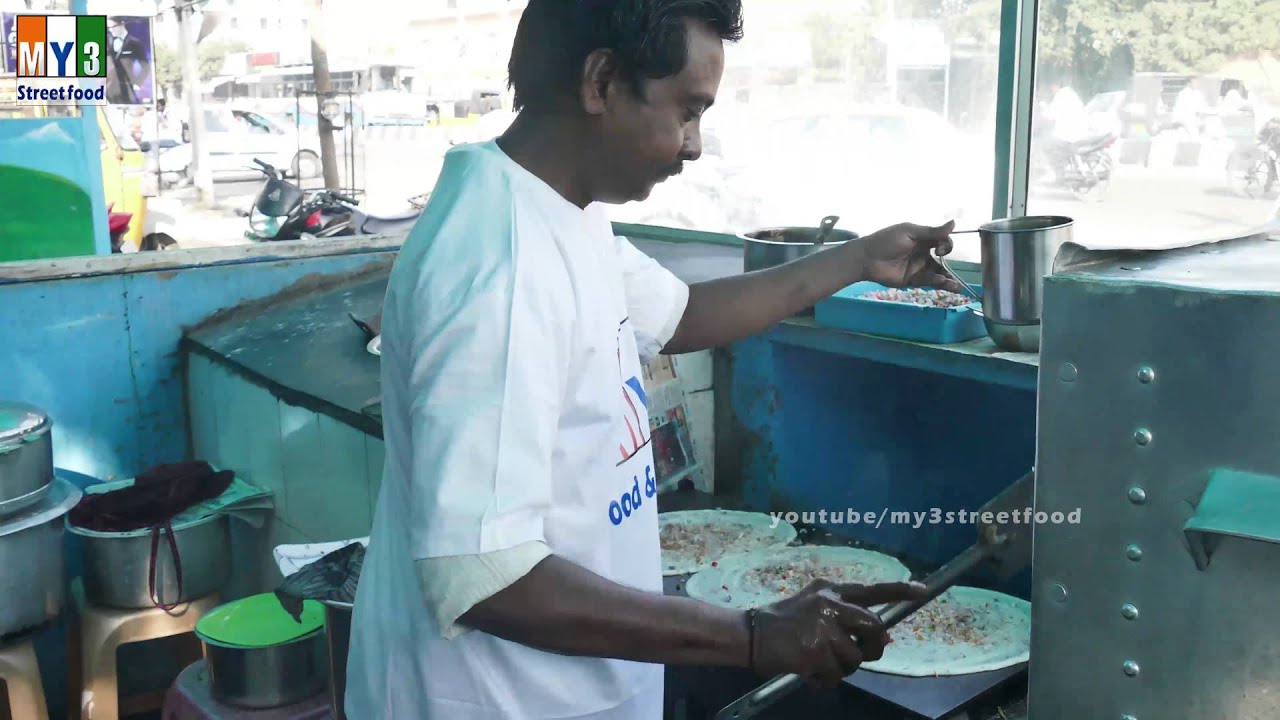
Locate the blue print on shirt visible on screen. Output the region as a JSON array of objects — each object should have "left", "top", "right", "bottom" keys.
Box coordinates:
[{"left": 609, "top": 465, "right": 658, "bottom": 526}]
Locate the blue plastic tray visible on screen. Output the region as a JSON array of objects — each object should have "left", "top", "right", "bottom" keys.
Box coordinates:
[{"left": 814, "top": 281, "right": 985, "bottom": 344}]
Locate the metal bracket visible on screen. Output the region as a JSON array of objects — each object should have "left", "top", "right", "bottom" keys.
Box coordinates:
[{"left": 1184, "top": 467, "right": 1280, "bottom": 571}]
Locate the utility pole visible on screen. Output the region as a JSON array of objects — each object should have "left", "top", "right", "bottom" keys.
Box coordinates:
[
  {"left": 309, "top": 0, "right": 341, "bottom": 190},
  {"left": 175, "top": 0, "right": 214, "bottom": 204}
]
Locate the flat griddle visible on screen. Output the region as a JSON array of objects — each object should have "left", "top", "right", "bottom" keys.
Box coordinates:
[
  {"left": 662, "top": 573, "right": 1026, "bottom": 720},
  {"left": 657, "top": 480, "right": 1030, "bottom": 720}
]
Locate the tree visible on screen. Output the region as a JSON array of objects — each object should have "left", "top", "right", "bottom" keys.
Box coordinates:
[
  {"left": 1037, "top": 0, "right": 1280, "bottom": 96},
  {"left": 153, "top": 40, "right": 249, "bottom": 98},
  {"left": 882, "top": 0, "right": 1280, "bottom": 98}
]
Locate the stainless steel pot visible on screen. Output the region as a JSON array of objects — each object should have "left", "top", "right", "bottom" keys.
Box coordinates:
[
  {"left": 0, "top": 476, "right": 81, "bottom": 638},
  {"left": 199, "top": 628, "right": 329, "bottom": 708},
  {"left": 976, "top": 215, "right": 1073, "bottom": 352},
  {"left": 0, "top": 402, "right": 54, "bottom": 519},
  {"left": 69, "top": 513, "right": 231, "bottom": 609},
  {"left": 323, "top": 601, "right": 352, "bottom": 720},
  {"left": 741, "top": 225, "right": 860, "bottom": 273}
]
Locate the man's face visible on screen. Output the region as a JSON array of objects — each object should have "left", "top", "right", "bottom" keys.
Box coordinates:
[
  {"left": 587, "top": 19, "right": 725, "bottom": 204},
  {"left": 109, "top": 21, "right": 126, "bottom": 39}
]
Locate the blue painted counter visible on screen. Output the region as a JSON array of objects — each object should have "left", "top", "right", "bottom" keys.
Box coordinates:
[{"left": 720, "top": 320, "right": 1038, "bottom": 595}]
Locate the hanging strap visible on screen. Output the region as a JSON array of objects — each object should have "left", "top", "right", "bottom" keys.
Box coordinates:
[{"left": 149, "top": 522, "right": 185, "bottom": 615}]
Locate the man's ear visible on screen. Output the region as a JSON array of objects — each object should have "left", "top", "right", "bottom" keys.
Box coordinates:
[{"left": 580, "top": 49, "right": 620, "bottom": 115}]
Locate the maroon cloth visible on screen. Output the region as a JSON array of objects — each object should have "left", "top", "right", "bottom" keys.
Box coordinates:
[{"left": 68, "top": 461, "right": 234, "bottom": 532}]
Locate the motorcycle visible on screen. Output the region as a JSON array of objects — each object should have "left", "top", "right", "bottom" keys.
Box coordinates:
[
  {"left": 1036, "top": 131, "right": 1118, "bottom": 200},
  {"left": 243, "top": 158, "right": 423, "bottom": 241}
]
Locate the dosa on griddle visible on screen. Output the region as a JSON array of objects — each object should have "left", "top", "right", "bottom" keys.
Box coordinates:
[
  {"left": 684, "top": 545, "right": 911, "bottom": 609},
  {"left": 659, "top": 509, "right": 797, "bottom": 576},
  {"left": 861, "top": 586, "right": 1031, "bottom": 677}
]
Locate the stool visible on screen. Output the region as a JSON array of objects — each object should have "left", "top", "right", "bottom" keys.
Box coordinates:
[
  {"left": 70, "top": 579, "right": 221, "bottom": 720},
  {"left": 0, "top": 638, "right": 48, "bottom": 720},
  {"left": 161, "top": 660, "right": 330, "bottom": 720}
]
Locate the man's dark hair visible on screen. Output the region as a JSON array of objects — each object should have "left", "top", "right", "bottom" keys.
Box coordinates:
[{"left": 508, "top": 0, "right": 744, "bottom": 113}]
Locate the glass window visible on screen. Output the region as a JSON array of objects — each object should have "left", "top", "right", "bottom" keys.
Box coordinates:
[
  {"left": 598, "top": 3, "right": 1003, "bottom": 263},
  {"left": 1027, "top": 0, "right": 1280, "bottom": 249}
]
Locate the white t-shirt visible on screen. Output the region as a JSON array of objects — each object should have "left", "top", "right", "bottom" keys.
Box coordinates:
[{"left": 345, "top": 140, "right": 691, "bottom": 719}]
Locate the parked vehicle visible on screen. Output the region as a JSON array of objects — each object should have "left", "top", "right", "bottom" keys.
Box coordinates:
[
  {"left": 717, "top": 104, "right": 982, "bottom": 232},
  {"left": 161, "top": 107, "right": 324, "bottom": 186},
  {"left": 98, "top": 108, "right": 147, "bottom": 250},
  {"left": 243, "top": 159, "right": 421, "bottom": 242}
]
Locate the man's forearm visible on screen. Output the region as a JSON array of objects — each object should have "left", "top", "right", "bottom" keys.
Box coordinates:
[
  {"left": 663, "top": 240, "right": 869, "bottom": 354},
  {"left": 458, "top": 555, "right": 750, "bottom": 667}
]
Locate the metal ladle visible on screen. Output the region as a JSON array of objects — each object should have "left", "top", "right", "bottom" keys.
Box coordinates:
[
  {"left": 931, "top": 247, "right": 983, "bottom": 303},
  {"left": 813, "top": 215, "right": 839, "bottom": 245}
]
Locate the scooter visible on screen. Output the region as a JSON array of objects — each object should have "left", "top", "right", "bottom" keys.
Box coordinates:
[{"left": 243, "top": 158, "right": 423, "bottom": 241}]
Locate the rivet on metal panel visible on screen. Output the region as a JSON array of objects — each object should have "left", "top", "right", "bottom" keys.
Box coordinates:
[
  {"left": 1122, "top": 604, "right": 1139, "bottom": 620},
  {"left": 1059, "top": 363, "right": 1078, "bottom": 382},
  {"left": 1050, "top": 584, "right": 1068, "bottom": 603},
  {"left": 1126, "top": 544, "right": 1143, "bottom": 561},
  {"left": 1137, "top": 367, "right": 1155, "bottom": 384},
  {"left": 1128, "top": 487, "right": 1147, "bottom": 504},
  {"left": 1123, "top": 660, "right": 1141, "bottom": 677},
  {"left": 1133, "top": 429, "right": 1152, "bottom": 446}
]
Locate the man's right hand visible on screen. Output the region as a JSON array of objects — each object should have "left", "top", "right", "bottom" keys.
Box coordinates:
[{"left": 751, "top": 580, "right": 929, "bottom": 687}]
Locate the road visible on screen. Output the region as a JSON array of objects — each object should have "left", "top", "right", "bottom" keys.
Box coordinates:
[{"left": 161, "top": 137, "right": 1278, "bottom": 256}]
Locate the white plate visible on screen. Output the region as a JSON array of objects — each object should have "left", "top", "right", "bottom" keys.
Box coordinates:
[
  {"left": 273, "top": 537, "right": 369, "bottom": 578},
  {"left": 367, "top": 335, "right": 381, "bottom": 356}
]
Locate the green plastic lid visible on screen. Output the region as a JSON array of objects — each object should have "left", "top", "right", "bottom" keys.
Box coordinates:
[{"left": 196, "top": 593, "right": 325, "bottom": 648}]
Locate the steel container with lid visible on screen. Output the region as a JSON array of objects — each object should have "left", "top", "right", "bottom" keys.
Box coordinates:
[
  {"left": 195, "top": 593, "right": 329, "bottom": 708},
  {"left": 0, "top": 402, "right": 54, "bottom": 519},
  {"left": 0, "top": 476, "right": 81, "bottom": 638}
]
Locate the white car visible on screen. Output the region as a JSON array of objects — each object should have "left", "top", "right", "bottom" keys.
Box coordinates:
[
  {"left": 731, "top": 104, "right": 988, "bottom": 234},
  {"left": 157, "top": 107, "right": 323, "bottom": 183}
]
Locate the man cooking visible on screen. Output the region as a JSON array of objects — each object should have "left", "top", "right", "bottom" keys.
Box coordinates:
[{"left": 346, "top": 1, "right": 961, "bottom": 717}]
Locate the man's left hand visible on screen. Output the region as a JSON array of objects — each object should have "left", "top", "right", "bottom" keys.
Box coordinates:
[{"left": 852, "top": 221, "right": 963, "bottom": 292}]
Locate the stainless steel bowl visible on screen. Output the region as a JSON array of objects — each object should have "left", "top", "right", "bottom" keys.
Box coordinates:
[
  {"left": 200, "top": 628, "right": 329, "bottom": 709},
  {"left": 977, "top": 215, "right": 1073, "bottom": 352},
  {"left": 0, "top": 402, "right": 54, "bottom": 519},
  {"left": 69, "top": 513, "right": 231, "bottom": 609},
  {"left": 0, "top": 477, "right": 81, "bottom": 638},
  {"left": 741, "top": 226, "right": 860, "bottom": 273}
]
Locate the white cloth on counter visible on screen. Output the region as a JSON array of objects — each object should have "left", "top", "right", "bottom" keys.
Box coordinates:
[
  {"left": 415, "top": 539, "right": 550, "bottom": 640},
  {"left": 273, "top": 538, "right": 368, "bottom": 578},
  {"left": 345, "top": 138, "right": 689, "bottom": 720}
]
